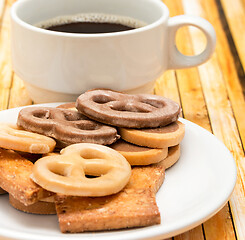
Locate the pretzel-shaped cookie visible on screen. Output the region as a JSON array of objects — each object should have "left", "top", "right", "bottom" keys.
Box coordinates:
[
  {"left": 0, "top": 123, "right": 56, "bottom": 153},
  {"left": 76, "top": 89, "right": 181, "bottom": 128},
  {"left": 17, "top": 107, "right": 119, "bottom": 145},
  {"left": 31, "top": 143, "right": 131, "bottom": 196}
]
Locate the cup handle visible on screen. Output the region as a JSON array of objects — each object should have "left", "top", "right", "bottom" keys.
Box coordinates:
[{"left": 167, "top": 15, "right": 216, "bottom": 69}]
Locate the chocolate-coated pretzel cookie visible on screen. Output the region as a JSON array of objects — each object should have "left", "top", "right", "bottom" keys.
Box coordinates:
[
  {"left": 17, "top": 107, "right": 118, "bottom": 145},
  {"left": 76, "top": 90, "right": 181, "bottom": 128}
]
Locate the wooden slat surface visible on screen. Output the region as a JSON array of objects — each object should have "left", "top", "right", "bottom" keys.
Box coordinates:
[
  {"left": 0, "top": 0, "right": 245, "bottom": 239},
  {"left": 0, "top": 0, "right": 12, "bottom": 110},
  {"left": 181, "top": 1, "right": 245, "bottom": 240},
  {"left": 221, "top": 0, "right": 245, "bottom": 74}
]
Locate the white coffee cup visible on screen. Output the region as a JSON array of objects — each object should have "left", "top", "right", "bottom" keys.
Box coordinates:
[{"left": 11, "top": 0, "right": 216, "bottom": 103}]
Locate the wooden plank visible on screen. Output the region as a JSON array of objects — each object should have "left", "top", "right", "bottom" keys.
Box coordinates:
[
  {"left": 4, "top": 0, "right": 32, "bottom": 109},
  {"left": 8, "top": 75, "right": 32, "bottom": 108},
  {"left": 0, "top": 0, "right": 12, "bottom": 110},
  {"left": 5, "top": 0, "right": 32, "bottom": 108},
  {"left": 155, "top": 70, "right": 180, "bottom": 104},
  {"left": 204, "top": 204, "right": 236, "bottom": 240},
  {"left": 0, "top": 0, "right": 5, "bottom": 18},
  {"left": 202, "top": 0, "right": 245, "bottom": 151},
  {"left": 220, "top": 0, "right": 245, "bottom": 72},
  {"left": 218, "top": 0, "right": 245, "bottom": 155},
  {"left": 0, "top": 0, "right": 32, "bottom": 109},
  {"left": 182, "top": 0, "right": 245, "bottom": 239},
  {"left": 174, "top": 226, "right": 205, "bottom": 240},
  {"left": 160, "top": 0, "right": 238, "bottom": 239}
]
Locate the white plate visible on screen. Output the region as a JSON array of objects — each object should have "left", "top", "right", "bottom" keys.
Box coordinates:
[{"left": 0, "top": 103, "right": 237, "bottom": 240}]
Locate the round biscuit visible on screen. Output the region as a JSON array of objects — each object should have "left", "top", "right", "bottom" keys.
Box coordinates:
[
  {"left": 119, "top": 121, "right": 185, "bottom": 148},
  {"left": 110, "top": 139, "right": 168, "bottom": 165}
]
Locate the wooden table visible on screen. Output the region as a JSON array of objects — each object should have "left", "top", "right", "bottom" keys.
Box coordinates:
[{"left": 0, "top": 0, "right": 244, "bottom": 239}]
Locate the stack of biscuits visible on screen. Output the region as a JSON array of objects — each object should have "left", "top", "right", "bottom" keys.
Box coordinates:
[{"left": 0, "top": 89, "right": 185, "bottom": 233}]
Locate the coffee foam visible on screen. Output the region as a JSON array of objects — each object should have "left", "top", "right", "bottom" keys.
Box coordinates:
[{"left": 35, "top": 13, "right": 147, "bottom": 30}]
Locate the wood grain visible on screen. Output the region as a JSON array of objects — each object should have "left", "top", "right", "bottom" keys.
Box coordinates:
[
  {"left": 4, "top": 0, "right": 31, "bottom": 109},
  {"left": 221, "top": 0, "right": 245, "bottom": 72},
  {"left": 0, "top": 0, "right": 12, "bottom": 110},
  {"left": 162, "top": 0, "right": 237, "bottom": 239},
  {"left": 155, "top": 70, "right": 180, "bottom": 104},
  {"left": 8, "top": 75, "right": 32, "bottom": 108},
  {"left": 218, "top": 0, "right": 245, "bottom": 159},
  {"left": 0, "top": 0, "right": 5, "bottom": 18},
  {"left": 182, "top": 0, "right": 245, "bottom": 239},
  {"left": 174, "top": 226, "right": 205, "bottom": 240}
]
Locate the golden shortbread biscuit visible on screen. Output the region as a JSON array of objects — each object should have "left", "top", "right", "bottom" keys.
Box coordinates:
[
  {"left": 119, "top": 121, "right": 185, "bottom": 148},
  {"left": 110, "top": 139, "right": 168, "bottom": 165},
  {"left": 163, "top": 145, "right": 181, "bottom": 169}
]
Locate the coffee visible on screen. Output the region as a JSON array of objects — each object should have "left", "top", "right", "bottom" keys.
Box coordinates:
[
  {"left": 46, "top": 22, "right": 134, "bottom": 34},
  {"left": 36, "top": 13, "right": 146, "bottom": 34}
]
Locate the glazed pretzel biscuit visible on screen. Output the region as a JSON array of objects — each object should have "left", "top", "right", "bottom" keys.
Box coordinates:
[
  {"left": 119, "top": 121, "right": 185, "bottom": 148},
  {"left": 17, "top": 107, "right": 119, "bottom": 145},
  {"left": 0, "top": 123, "right": 56, "bottom": 154},
  {"left": 31, "top": 143, "right": 131, "bottom": 197},
  {"left": 76, "top": 89, "right": 181, "bottom": 128},
  {"left": 9, "top": 194, "right": 56, "bottom": 215},
  {"left": 40, "top": 195, "right": 55, "bottom": 203},
  {"left": 110, "top": 139, "right": 168, "bottom": 165}
]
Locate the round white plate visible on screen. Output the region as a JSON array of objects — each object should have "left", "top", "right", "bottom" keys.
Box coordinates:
[{"left": 0, "top": 103, "right": 237, "bottom": 240}]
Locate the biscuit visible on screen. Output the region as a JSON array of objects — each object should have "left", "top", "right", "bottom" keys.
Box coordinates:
[
  {"left": 31, "top": 143, "right": 131, "bottom": 197},
  {"left": 119, "top": 121, "right": 185, "bottom": 148},
  {"left": 9, "top": 194, "right": 56, "bottom": 215},
  {"left": 57, "top": 102, "right": 76, "bottom": 111},
  {"left": 55, "top": 161, "right": 165, "bottom": 232},
  {"left": 0, "top": 148, "right": 52, "bottom": 206},
  {"left": 110, "top": 139, "right": 168, "bottom": 165},
  {"left": 76, "top": 89, "right": 181, "bottom": 128},
  {"left": 0, "top": 187, "right": 6, "bottom": 194},
  {"left": 163, "top": 145, "right": 181, "bottom": 169},
  {"left": 17, "top": 107, "right": 119, "bottom": 146},
  {"left": 0, "top": 123, "right": 56, "bottom": 154},
  {"left": 15, "top": 151, "right": 42, "bottom": 163}
]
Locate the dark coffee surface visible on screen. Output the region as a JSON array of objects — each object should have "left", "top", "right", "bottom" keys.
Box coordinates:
[{"left": 46, "top": 22, "right": 134, "bottom": 34}]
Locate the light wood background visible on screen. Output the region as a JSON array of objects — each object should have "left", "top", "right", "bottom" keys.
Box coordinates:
[{"left": 0, "top": 0, "right": 245, "bottom": 239}]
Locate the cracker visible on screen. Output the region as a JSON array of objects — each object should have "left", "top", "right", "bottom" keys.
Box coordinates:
[
  {"left": 0, "top": 148, "right": 52, "bottom": 206},
  {"left": 9, "top": 194, "right": 56, "bottom": 215},
  {"left": 0, "top": 187, "right": 6, "bottom": 195},
  {"left": 55, "top": 161, "right": 165, "bottom": 232}
]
